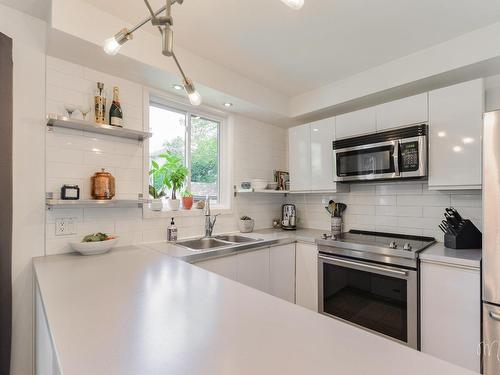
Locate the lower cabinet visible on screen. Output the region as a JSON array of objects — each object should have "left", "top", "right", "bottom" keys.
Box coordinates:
[
  {"left": 269, "top": 244, "right": 296, "bottom": 303},
  {"left": 236, "top": 248, "right": 270, "bottom": 293},
  {"left": 420, "top": 260, "right": 481, "bottom": 372},
  {"left": 196, "top": 244, "right": 297, "bottom": 302},
  {"left": 295, "top": 242, "right": 318, "bottom": 311}
]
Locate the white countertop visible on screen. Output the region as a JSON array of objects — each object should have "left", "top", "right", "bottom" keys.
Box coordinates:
[
  {"left": 34, "top": 244, "right": 477, "bottom": 375},
  {"left": 420, "top": 243, "right": 482, "bottom": 269}
]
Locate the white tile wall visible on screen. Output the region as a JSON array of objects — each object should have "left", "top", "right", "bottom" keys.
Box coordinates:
[
  {"left": 45, "top": 57, "right": 287, "bottom": 255},
  {"left": 286, "top": 182, "right": 482, "bottom": 242}
]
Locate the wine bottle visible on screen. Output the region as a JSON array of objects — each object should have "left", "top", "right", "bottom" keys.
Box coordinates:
[
  {"left": 94, "top": 82, "right": 106, "bottom": 124},
  {"left": 109, "top": 86, "right": 123, "bottom": 127}
]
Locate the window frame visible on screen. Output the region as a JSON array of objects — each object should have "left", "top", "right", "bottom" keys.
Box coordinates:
[{"left": 143, "top": 90, "right": 231, "bottom": 214}]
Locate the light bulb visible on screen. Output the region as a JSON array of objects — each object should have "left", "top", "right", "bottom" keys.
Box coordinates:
[
  {"left": 280, "top": 0, "right": 304, "bottom": 10},
  {"left": 183, "top": 79, "right": 202, "bottom": 106},
  {"left": 103, "top": 37, "right": 121, "bottom": 55},
  {"left": 188, "top": 90, "right": 202, "bottom": 106},
  {"left": 103, "top": 29, "right": 131, "bottom": 56}
]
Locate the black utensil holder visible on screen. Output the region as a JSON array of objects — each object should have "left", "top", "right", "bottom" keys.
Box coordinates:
[{"left": 444, "top": 220, "right": 482, "bottom": 249}]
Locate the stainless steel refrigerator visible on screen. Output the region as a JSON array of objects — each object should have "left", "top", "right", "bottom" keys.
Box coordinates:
[{"left": 482, "top": 110, "right": 500, "bottom": 374}]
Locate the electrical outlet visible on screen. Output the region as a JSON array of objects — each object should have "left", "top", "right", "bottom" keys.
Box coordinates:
[{"left": 55, "top": 217, "right": 77, "bottom": 236}]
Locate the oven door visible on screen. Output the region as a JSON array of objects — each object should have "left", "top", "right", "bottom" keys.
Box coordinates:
[
  {"left": 318, "top": 254, "right": 418, "bottom": 349},
  {"left": 334, "top": 140, "right": 400, "bottom": 182}
]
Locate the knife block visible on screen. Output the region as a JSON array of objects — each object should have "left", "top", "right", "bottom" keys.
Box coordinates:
[{"left": 444, "top": 220, "right": 482, "bottom": 249}]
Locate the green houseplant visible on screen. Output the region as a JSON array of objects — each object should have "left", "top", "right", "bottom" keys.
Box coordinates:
[
  {"left": 149, "top": 161, "right": 167, "bottom": 211},
  {"left": 150, "top": 152, "right": 189, "bottom": 211},
  {"left": 181, "top": 190, "right": 194, "bottom": 210}
]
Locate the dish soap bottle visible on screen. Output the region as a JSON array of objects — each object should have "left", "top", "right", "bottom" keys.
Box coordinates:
[{"left": 167, "top": 217, "right": 177, "bottom": 242}]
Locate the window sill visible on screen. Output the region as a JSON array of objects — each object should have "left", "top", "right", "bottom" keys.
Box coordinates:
[{"left": 143, "top": 206, "right": 233, "bottom": 219}]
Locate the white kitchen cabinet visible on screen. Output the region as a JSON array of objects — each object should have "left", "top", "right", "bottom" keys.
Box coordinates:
[
  {"left": 376, "top": 93, "right": 428, "bottom": 131},
  {"left": 310, "top": 118, "right": 336, "bottom": 191},
  {"left": 237, "top": 248, "right": 270, "bottom": 293},
  {"left": 420, "top": 260, "right": 481, "bottom": 372},
  {"left": 288, "top": 124, "right": 311, "bottom": 192},
  {"left": 196, "top": 255, "right": 237, "bottom": 280},
  {"left": 335, "top": 106, "right": 376, "bottom": 139},
  {"left": 428, "top": 79, "right": 483, "bottom": 190},
  {"left": 269, "top": 243, "right": 296, "bottom": 303},
  {"left": 295, "top": 242, "right": 318, "bottom": 311}
]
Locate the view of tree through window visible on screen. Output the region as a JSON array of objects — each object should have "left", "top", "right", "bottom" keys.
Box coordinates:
[{"left": 149, "top": 104, "right": 219, "bottom": 202}]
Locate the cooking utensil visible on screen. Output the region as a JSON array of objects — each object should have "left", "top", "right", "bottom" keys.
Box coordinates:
[
  {"left": 442, "top": 220, "right": 456, "bottom": 235},
  {"left": 444, "top": 213, "right": 461, "bottom": 228},
  {"left": 446, "top": 207, "right": 464, "bottom": 223},
  {"left": 439, "top": 224, "right": 448, "bottom": 234}
]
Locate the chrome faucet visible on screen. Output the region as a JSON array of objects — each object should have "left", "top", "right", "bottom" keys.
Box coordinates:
[{"left": 204, "top": 195, "right": 219, "bottom": 237}]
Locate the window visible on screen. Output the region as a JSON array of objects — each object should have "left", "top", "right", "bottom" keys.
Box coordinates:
[{"left": 149, "top": 102, "right": 221, "bottom": 203}]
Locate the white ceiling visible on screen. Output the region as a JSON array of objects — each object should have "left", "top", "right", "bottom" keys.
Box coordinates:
[{"left": 83, "top": 0, "right": 500, "bottom": 96}]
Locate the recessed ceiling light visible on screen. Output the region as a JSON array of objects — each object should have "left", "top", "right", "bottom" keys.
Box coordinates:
[
  {"left": 223, "top": 102, "right": 233, "bottom": 108},
  {"left": 453, "top": 146, "right": 462, "bottom": 152},
  {"left": 437, "top": 131, "right": 446, "bottom": 137},
  {"left": 462, "top": 137, "right": 474, "bottom": 144},
  {"left": 172, "top": 84, "right": 183, "bottom": 90}
]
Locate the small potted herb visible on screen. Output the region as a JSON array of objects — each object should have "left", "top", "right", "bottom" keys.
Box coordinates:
[
  {"left": 181, "top": 190, "right": 194, "bottom": 210},
  {"left": 148, "top": 185, "right": 165, "bottom": 211},
  {"left": 238, "top": 215, "right": 254, "bottom": 233}
]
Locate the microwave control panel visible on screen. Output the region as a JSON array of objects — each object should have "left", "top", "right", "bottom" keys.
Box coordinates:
[{"left": 400, "top": 141, "right": 419, "bottom": 172}]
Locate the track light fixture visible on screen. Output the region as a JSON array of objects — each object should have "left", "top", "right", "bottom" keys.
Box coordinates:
[{"left": 103, "top": 0, "right": 304, "bottom": 106}]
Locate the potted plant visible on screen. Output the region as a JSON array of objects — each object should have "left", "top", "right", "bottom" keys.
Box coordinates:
[
  {"left": 238, "top": 215, "right": 255, "bottom": 233},
  {"left": 160, "top": 151, "right": 189, "bottom": 211},
  {"left": 181, "top": 190, "right": 194, "bottom": 210},
  {"left": 148, "top": 161, "right": 166, "bottom": 211}
]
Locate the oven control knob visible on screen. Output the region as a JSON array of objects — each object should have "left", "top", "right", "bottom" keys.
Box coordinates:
[
  {"left": 389, "top": 241, "right": 397, "bottom": 249},
  {"left": 403, "top": 243, "right": 412, "bottom": 251}
]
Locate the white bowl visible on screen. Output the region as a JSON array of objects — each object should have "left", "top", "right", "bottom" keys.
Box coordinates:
[
  {"left": 70, "top": 238, "right": 119, "bottom": 256},
  {"left": 251, "top": 179, "right": 268, "bottom": 190}
]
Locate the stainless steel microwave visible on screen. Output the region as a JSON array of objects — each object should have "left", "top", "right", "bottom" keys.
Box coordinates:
[{"left": 333, "top": 124, "right": 428, "bottom": 182}]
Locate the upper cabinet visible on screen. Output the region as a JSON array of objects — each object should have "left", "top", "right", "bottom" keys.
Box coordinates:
[
  {"left": 310, "top": 118, "right": 336, "bottom": 191},
  {"left": 288, "top": 124, "right": 311, "bottom": 192},
  {"left": 335, "top": 107, "right": 376, "bottom": 139},
  {"left": 376, "top": 93, "right": 428, "bottom": 131},
  {"left": 289, "top": 117, "right": 344, "bottom": 193},
  {"left": 428, "top": 79, "right": 483, "bottom": 190}
]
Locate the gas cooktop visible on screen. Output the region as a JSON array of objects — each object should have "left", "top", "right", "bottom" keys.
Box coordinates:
[{"left": 316, "top": 230, "right": 436, "bottom": 268}]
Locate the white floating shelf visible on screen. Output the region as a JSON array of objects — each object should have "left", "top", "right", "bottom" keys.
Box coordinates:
[
  {"left": 46, "top": 116, "right": 152, "bottom": 141},
  {"left": 46, "top": 195, "right": 146, "bottom": 210},
  {"left": 234, "top": 186, "right": 289, "bottom": 197}
]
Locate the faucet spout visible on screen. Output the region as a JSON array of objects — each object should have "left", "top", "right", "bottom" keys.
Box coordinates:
[{"left": 203, "top": 195, "right": 218, "bottom": 237}]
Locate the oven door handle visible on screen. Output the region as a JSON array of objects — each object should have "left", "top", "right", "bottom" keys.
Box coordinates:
[
  {"left": 393, "top": 141, "right": 400, "bottom": 176},
  {"left": 318, "top": 255, "right": 409, "bottom": 278}
]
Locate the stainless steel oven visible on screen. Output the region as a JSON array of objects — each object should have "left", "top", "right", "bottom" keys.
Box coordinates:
[
  {"left": 333, "top": 124, "right": 427, "bottom": 182},
  {"left": 318, "top": 253, "right": 418, "bottom": 348}
]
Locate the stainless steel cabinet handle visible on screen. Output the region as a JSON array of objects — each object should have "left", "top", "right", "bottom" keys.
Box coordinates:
[
  {"left": 393, "top": 141, "right": 400, "bottom": 176},
  {"left": 318, "top": 255, "right": 409, "bottom": 277},
  {"left": 489, "top": 311, "right": 500, "bottom": 321}
]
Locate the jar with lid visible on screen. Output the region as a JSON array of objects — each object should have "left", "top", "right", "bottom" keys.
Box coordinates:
[{"left": 91, "top": 169, "right": 115, "bottom": 200}]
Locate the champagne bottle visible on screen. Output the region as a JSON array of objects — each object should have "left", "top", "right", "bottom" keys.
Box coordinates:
[
  {"left": 109, "top": 86, "right": 123, "bottom": 127},
  {"left": 94, "top": 82, "right": 106, "bottom": 124}
]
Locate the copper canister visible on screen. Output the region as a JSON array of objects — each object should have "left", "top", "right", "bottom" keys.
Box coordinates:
[{"left": 91, "top": 169, "right": 115, "bottom": 200}]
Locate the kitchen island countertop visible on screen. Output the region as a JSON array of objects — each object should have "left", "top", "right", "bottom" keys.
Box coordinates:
[{"left": 33, "top": 243, "right": 477, "bottom": 375}]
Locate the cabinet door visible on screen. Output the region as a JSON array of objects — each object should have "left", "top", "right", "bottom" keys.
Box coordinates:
[
  {"left": 428, "top": 79, "right": 483, "bottom": 190},
  {"left": 295, "top": 243, "right": 318, "bottom": 311},
  {"left": 196, "top": 255, "right": 237, "bottom": 281},
  {"left": 237, "top": 248, "right": 270, "bottom": 293},
  {"left": 269, "top": 244, "right": 296, "bottom": 303},
  {"left": 376, "top": 93, "right": 428, "bottom": 131},
  {"left": 335, "top": 107, "right": 376, "bottom": 139},
  {"left": 288, "top": 124, "right": 311, "bottom": 192},
  {"left": 421, "top": 261, "right": 480, "bottom": 372},
  {"left": 310, "top": 118, "right": 335, "bottom": 191}
]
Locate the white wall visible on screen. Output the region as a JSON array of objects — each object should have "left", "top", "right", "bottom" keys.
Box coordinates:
[
  {"left": 45, "top": 57, "right": 288, "bottom": 255},
  {"left": 287, "top": 182, "right": 481, "bottom": 242},
  {"left": 0, "top": 4, "right": 47, "bottom": 375}
]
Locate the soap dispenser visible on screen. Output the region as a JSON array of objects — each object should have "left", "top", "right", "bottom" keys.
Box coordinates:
[{"left": 167, "top": 217, "right": 177, "bottom": 242}]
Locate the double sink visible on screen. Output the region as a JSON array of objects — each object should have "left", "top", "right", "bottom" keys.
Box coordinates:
[{"left": 177, "top": 235, "right": 262, "bottom": 251}]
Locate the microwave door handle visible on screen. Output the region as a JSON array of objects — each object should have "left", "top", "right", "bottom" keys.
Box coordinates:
[{"left": 393, "top": 141, "right": 400, "bottom": 176}]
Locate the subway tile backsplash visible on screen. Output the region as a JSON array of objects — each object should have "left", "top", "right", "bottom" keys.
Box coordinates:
[{"left": 286, "top": 182, "right": 482, "bottom": 242}]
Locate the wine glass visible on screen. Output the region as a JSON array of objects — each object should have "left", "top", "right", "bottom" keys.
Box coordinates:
[
  {"left": 64, "top": 104, "right": 77, "bottom": 119},
  {"left": 79, "top": 105, "right": 90, "bottom": 121}
]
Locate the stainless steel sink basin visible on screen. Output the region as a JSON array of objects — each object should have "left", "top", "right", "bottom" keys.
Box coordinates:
[
  {"left": 176, "top": 238, "right": 229, "bottom": 250},
  {"left": 214, "top": 235, "right": 260, "bottom": 243}
]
